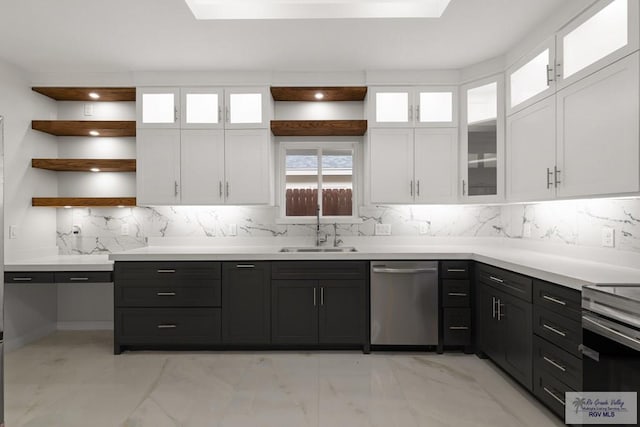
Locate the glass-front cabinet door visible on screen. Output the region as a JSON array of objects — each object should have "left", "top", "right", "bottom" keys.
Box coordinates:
[
  {"left": 557, "top": 0, "right": 639, "bottom": 88},
  {"left": 368, "top": 87, "right": 413, "bottom": 127},
  {"left": 224, "top": 87, "right": 270, "bottom": 129},
  {"left": 460, "top": 76, "right": 505, "bottom": 202},
  {"left": 136, "top": 88, "right": 180, "bottom": 129},
  {"left": 507, "top": 38, "right": 556, "bottom": 114},
  {"left": 415, "top": 87, "right": 458, "bottom": 127},
  {"left": 181, "top": 88, "right": 223, "bottom": 129}
]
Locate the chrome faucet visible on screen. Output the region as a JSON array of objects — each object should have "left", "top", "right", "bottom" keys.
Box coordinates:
[
  {"left": 333, "top": 223, "right": 343, "bottom": 247},
  {"left": 316, "top": 205, "right": 327, "bottom": 246}
]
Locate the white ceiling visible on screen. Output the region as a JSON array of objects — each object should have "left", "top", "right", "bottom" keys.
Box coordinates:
[{"left": 0, "top": 0, "right": 568, "bottom": 74}]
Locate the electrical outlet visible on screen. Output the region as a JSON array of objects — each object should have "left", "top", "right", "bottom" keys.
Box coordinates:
[
  {"left": 375, "top": 224, "right": 391, "bottom": 236},
  {"left": 9, "top": 225, "right": 17, "bottom": 239},
  {"left": 83, "top": 103, "right": 94, "bottom": 116},
  {"left": 228, "top": 224, "right": 237, "bottom": 236},
  {"left": 601, "top": 227, "right": 615, "bottom": 248},
  {"left": 419, "top": 223, "right": 429, "bottom": 235},
  {"left": 523, "top": 222, "right": 532, "bottom": 238},
  {"left": 121, "top": 224, "right": 129, "bottom": 236}
]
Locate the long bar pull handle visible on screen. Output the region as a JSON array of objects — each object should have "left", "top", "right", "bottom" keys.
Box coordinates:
[
  {"left": 492, "top": 297, "right": 496, "bottom": 319},
  {"left": 543, "top": 324, "right": 566, "bottom": 337},
  {"left": 226, "top": 106, "right": 230, "bottom": 123},
  {"left": 157, "top": 324, "right": 177, "bottom": 329},
  {"left": 174, "top": 108, "right": 178, "bottom": 123},
  {"left": 321, "top": 287, "right": 324, "bottom": 306},
  {"left": 449, "top": 326, "right": 469, "bottom": 330},
  {"left": 410, "top": 180, "right": 414, "bottom": 197},
  {"left": 448, "top": 292, "right": 468, "bottom": 297},
  {"left": 546, "top": 65, "right": 554, "bottom": 85},
  {"left": 462, "top": 179, "right": 466, "bottom": 196},
  {"left": 218, "top": 106, "right": 222, "bottom": 123},
  {"left": 546, "top": 168, "right": 553, "bottom": 189},
  {"left": 313, "top": 288, "right": 317, "bottom": 306},
  {"left": 543, "top": 356, "right": 566, "bottom": 372},
  {"left": 157, "top": 269, "right": 176, "bottom": 274},
  {"left": 447, "top": 268, "right": 466, "bottom": 273},
  {"left": 372, "top": 267, "right": 438, "bottom": 274},
  {"left": 226, "top": 182, "right": 230, "bottom": 198},
  {"left": 489, "top": 276, "right": 504, "bottom": 283},
  {"left": 543, "top": 387, "right": 565, "bottom": 406},
  {"left": 174, "top": 181, "right": 179, "bottom": 197},
  {"left": 408, "top": 105, "right": 413, "bottom": 121},
  {"left": 554, "top": 166, "right": 561, "bottom": 187},
  {"left": 416, "top": 180, "right": 420, "bottom": 197},
  {"left": 219, "top": 181, "right": 223, "bottom": 199},
  {"left": 69, "top": 277, "right": 89, "bottom": 281},
  {"left": 542, "top": 295, "right": 566, "bottom": 306},
  {"left": 497, "top": 300, "right": 503, "bottom": 320},
  {"left": 236, "top": 264, "right": 255, "bottom": 268},
  {"left": 157, "top": 292, "right": 176, "bottom": 296},
  {"left": 12, "top": 277, "right": 33, "bottom": 281}
]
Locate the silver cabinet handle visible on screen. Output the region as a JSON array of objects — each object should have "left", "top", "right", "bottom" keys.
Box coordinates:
[
  {"left": 462, "top": 179, "right": 466, "bottom": 196},
  {"left": 174, "top": 107, "right": 178, "bottom": 122},
  {"left": 546, "top": 167, "right": 553, "bottom": 189},
  {"left": 416, "top": 180, "right": 420, "bottom": 197},
  {"left": 543, "top": 356, "right": 566, "bottom": 372},
  {"left": 156, "top": 292, "right": 176, "bottom": 296},
  {"left": 69, "top": 277, "right": 89, "bottom": 281},
  {"left": 492, "top": 297, "right": 496, "bottom": 319},
  {"left": 546, "top": 64, "right": 554, "bottom": 85},
  {"left": 555, "top": 62, "right": 562, "bottom": 78},
  {"left": 497, "top": 300, "right": 503, "bottom": 320},
  {"left": 408, "top": 105, "right": 413, "bottom": 121},
  {"left": 174, "top": 181, "right": 179, "bottom": 196},
  {"left": 157, "top": 324, "right": 177, "bottom": 329},
  {"left": 321, "top": 287, "right": 324, "bottom": 306},
  {"left": 416, "top": 105, "right": 420, "bottom": 122},
  {"left": 489, "top": 276, "right": 504, "bottom": 283},
  {"left": 410, "top": 180, "right": 414, "bottom": 197},
  {"left": 449, "top": 326, "right": 469, "bottom": 330},
  {"left": 157, "top": 269, "right": 176, "bottom": 274},
  {"left": 218, "top": 106, "right": 222, "bottom": 123},
  {"left": 313, "top": 288, "right": 317, "bottom": 306},
  {"left": 578, "top": 344, "right": 600, "bottom": 362},
  {"left": 12, "top": 277, "right": 33, "bottom": 281},
  {"left": 542, "top": 295, "right": 566, "bottom": 306},
  {"left": 543, "top": 387, "right": 565, "bottom": 406},
  {"left": 372, "top": 267, "right": 437, "bottom": 274},
  {"left": 543, "top": 323, "right": 566, "bottom": 337},
  {"left": 226, "top": 106, "right": 230, "bottom": 123},
  {"left": 236, "top": 264, "right": 255, "bottom": 268},
  {"left": 554, "top": 166, "right": 561, "bottom": 187},
  {"left": 447, "top": 268, "right": 466, "bottom": 273},
  {"left": 219, "top": 181, "right": 223, "bottom": 198},
  {"left": 448, "top": 292, "right": 468, "bottom": 297},
  {"left": 226, "top": 182, "right": 229, "bottom": 198}
]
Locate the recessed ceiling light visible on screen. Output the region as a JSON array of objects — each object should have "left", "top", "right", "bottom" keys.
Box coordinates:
[
  {"left": 89, "top": 130, "right": 100, "bottom": 136},
  {"left": 88, "top": 92, "right": 100, "bottom": 99},
  {"left": 314, "top": 92, "right": 324, "bottom": 100},
  {"left": 184, "top": 0, "right": 452, "bottom": 20},
  {"left": 90, "top": 168, "right": 101, "bottom": 172}
]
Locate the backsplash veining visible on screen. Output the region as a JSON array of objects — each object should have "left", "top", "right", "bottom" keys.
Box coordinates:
[{"left": 56, "top": 198, "right": 640, "bottom": 255}]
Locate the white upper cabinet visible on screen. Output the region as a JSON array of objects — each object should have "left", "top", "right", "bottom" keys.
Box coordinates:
[
  {"left": 136, "top": 129, "right": 181, "bottom": 205},
  {"left": 137, "top": 88, "right": 180, "bottom": 129},
  {"left": 507, "top": 38, "right": 556, "bottom": 114},
  {"left": 180, "top": 129, "right": 225, "bottom": 204},
  {"left": 460, "top": 76, "right": 505, "bottom": 203},
  {"left": 224, "top": 129, "right": 272, "bottom": 204},
  {"left": 224, "top": 87, "right": 270, "bottom": 129},
  {"left": 369, "top": 86, "right": 457, "bottom": 128},
  {"left": 557, "top": 0, "right": 639, "bottom": 89},
  {"left": 181, "top": 88, "right": 223, "bottom": 129},
  {"left": 369, "top": 128, "right": 414, "bottom": 204},
  {"left": 414, "top": 128, "right": 458, "bottom": 203}
]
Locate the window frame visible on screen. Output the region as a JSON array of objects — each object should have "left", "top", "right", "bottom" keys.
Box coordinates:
[{"left": 276, "top": 138, "right": 362, "bottom": 224}]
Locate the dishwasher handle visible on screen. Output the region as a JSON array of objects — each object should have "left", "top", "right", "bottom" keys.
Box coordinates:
[{"left": 372, "top": 267, "right": 437, "bottom": 274}]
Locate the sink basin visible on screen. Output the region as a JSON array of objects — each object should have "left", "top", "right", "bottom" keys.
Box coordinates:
[{"left": 279, "top": 247, "right": 358, "bottom": 253}]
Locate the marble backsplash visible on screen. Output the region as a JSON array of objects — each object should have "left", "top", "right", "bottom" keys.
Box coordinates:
[{"left": 56, "top": 198, "right": 640, "bottom": 255}]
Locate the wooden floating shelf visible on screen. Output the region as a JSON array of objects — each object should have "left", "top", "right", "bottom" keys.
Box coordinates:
[
  {"left": 32, "top": 197, "right": 136, "bottom": 208},
  {"left": 32, "top": 158, "right": 136, "bottom": 172},
  {"left": 271, "top": 86, "right": 367, "bottom": 102},
  {"left": 32, "top": 120, "right": 136, "bottom": 137},
  {"left": 32, "top": 87, "right": 136, "bottom": 102},
  {"left": 271, "top": 120, "right": 367, "bottom": 136}
]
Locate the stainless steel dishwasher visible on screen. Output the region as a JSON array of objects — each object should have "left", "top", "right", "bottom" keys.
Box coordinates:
[{"left": 370, "top": 261, "right": 439, "bottom": 346}]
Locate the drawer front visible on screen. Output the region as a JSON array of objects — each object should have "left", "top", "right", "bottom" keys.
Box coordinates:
[
  {"left": 5, "top": 272, "right": 55, "bottom": 283},
  {"left": 533, "top": 336, "right": 582, "bottom": 391},
  {"left": 115, "top": 262, "right": 221, "bottom": 287},
  {"left": 533, "top": 306, "right": 582, "bottom": 358},
  {"left": 116, "top": 284, "right": 221, "bottom": 308},
  {"left": 443, "top": 308, "right": 471, "bottom": 345},
  {"left": 54, "top": 271, "right": 112, "bottom": 283},
  {"left": 117, "top": 308, "right": 221, "bottom": 345},
  {"left": 476, "top": 263, "right": 532, "bottom": 302},
  {"left": 271, "top": 261, "right": 367, "bottom": 280},
  {"left": 442, "top": 280, "right": 470, "bottom": 307},
  {"left": 533, "top": 279, "right": 581, "bottom": 320},
  {"left": 533, "top": 369, "right": 571, "bottom": 419},
  {"left": 440, "top": 261, "right": 470, "bottom": 279}
]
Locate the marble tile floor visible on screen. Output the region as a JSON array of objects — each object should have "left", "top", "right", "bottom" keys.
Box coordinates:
[{"left": 5, "top": 331, "right": 564, "bottom": 427}]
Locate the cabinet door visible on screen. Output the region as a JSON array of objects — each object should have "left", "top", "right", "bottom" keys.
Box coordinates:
[
  {"left": 500, "top": 292, "right": 533, "bottom": 391},
  {"left": 478, "top": 284, "right": 504, "bottom": 363},
  {"left": 557, "top": 0, "right": 639, "bottom": 89},
  {"left": 415, "top": 87, "right": 458, "bottom": 127},
  {"left": 506, "top": 96, "right": 557, "bottom": 202},
  {"left": 369, "top": 128, "right": 414, "bottom": 204},
  {"left": 368, "top": 86, "right": 413, "bottom": 127},
  {"left": 507, "top": 38, "right": 556, "bottom": 114},
  {"left": 414, "top": 128, "right": 458, "bottom": 203},
  {"left": 180, "top": 129, "right": 225, "bottom": 205},
  {"left": 181, "top": 87, "right": 223, "bottom": 129},
  {"left": 224, "top": 87, "right": 269, "bottom": 129},
  {"left": 136, "top": 87, "right": 180, "bottom": 129},
  {"left": 224, "top": 129, "right": 271, "bottom": 205},
  {"left": 222, "top": 262, "right": 271, "bottom": 345},
  {"left": 318, "top": 280, "right": 366, "bottom": 345},
  {"left": 136, "top": 129, "right": 180, "bottom": 205},
  {"left": 271, "top": 280, "right": 318, "bottom": 345},
  {"left": 556, "top": 52, "right": 639, "bottom": 198}
]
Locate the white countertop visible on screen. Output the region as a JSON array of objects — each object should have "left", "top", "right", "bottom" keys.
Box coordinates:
[{"left": 6, "top": 244, "right": 640, "bottom": 291}]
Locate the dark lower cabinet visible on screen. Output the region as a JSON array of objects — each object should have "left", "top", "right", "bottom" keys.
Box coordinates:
[
  {"left": 318, "top": 280, "right": 366, "bottom": 344},
  {"left": 222, "top": 262, "right": 271, "bottom": 345},
  {"left": 271, "top": 280, "right": 318, "bottom": 344}
]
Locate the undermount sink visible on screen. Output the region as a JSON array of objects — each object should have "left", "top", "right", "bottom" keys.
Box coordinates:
[{"left": 279, "top": 247, "right": 358, "bottom": 253}]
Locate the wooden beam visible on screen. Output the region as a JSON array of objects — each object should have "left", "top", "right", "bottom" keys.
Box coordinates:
[{"left": 271, "top": 120, "right": 367, "bottom": 136}]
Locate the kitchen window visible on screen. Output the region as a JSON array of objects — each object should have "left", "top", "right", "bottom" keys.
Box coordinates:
[{"left": 279, "top": 142, "right": 359, "bottom": 220}]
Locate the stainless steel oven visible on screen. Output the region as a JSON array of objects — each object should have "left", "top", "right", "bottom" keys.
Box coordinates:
[{"left": 581, "top": 284, "right": 640, "bottom": 426}]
